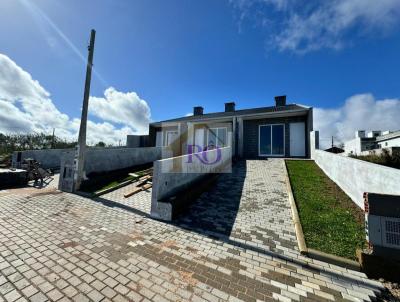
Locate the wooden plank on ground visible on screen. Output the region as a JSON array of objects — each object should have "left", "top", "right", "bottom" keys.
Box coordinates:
[
  {"left": 142, "top": 183, "right": 152, "bottom": 190},
  {"left": 139, "top": 175, "right": 152, "bottom": 181},
  {"left": 137, "top": 177, "right": 152, "bottom": 187},
  {"left": 123, "top": 187, "right": 142, "bottom": 198}
]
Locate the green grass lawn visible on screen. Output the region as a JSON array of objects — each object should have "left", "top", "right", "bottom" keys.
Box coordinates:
[{"left": 285, "top": 160, "right": 365, "bottom": 260}]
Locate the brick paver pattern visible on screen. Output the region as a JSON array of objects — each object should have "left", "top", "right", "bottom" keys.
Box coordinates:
[{"left": 0, "top": 160, "right": 384, "bottom": 302}]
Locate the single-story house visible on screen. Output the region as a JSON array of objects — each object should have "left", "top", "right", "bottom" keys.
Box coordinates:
[{"left": 146, "top": 96, "right": 313, "bottom": 158}]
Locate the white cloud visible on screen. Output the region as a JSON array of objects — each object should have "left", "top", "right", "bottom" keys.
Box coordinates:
[
  {"left": 0, "top": 53, "right": 151, "bottom": 145},
  {"left": 314, "top": 93, "right": 400, "bottom": 149},
  {"left": 89, "top": 88, "right": 151, "bottom": 134},
  {"left": 231, "top": 0, "right": 400, "bottom": 53}
]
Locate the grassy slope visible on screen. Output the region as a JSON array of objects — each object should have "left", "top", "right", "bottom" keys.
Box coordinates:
[{"left": 286, "top": 160, "right": 365, "bottom": 260}]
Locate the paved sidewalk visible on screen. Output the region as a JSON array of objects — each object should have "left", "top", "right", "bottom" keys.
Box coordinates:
[
  {"left": 99, "top": 181, "right": 152, "bottom": 216},
  {"left": 0, "top": 160, "right": 384, "bottom": 301}
]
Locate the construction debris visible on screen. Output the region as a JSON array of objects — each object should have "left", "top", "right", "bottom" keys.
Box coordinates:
[
  {"left": 123, "top": 169, "right": 153, "bottom": 198},
  {"left": 123, "top": 187, "right": 143, "bottom": 198},
  {"left": 21, "top": 158, "right": 52, "bottom": 186}
]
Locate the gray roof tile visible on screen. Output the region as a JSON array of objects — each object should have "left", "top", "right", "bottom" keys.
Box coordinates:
[{"left": 151, "top": 104, "right": 309, "bottom": 125}]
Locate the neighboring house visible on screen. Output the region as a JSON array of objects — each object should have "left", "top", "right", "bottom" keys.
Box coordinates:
[
  {"left": 344, "top": 131, "right": 380, "bottom": 155},
  {"left": 376, "top": 130, "right": 400, "bottom": 148},
  {"left": 344, "top": 130, "right": 400, "bottom": 155},
  {"left": 146, "top": 96, "right": 313, "bottom": 158}
]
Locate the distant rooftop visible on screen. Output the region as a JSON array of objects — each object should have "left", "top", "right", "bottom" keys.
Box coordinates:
[{"left": 376, "top": 130, "right": 400, "bottom": 141}]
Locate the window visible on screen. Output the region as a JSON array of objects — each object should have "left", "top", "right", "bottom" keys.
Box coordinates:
[
  {"left": 165, "top": 131, "right": 178, "bottom": 146},
  {"left": 207, "top": 127, "right": 227, "bottom": 148},
  {"left": 259, "top": 124, "right": 285, "bottom": 156}
]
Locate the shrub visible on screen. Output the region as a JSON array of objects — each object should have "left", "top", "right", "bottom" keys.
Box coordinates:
[{"left": 349, "top": 149, "right": 400, "bottom": 169}]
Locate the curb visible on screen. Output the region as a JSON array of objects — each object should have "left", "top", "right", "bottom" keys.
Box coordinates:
[
  {"left": 283, "top": 161, "right": 308, "bottom": 255},
  {"left": 308, "top": 248, "right": 360, "bottom": 271},
  {"left": 283, "top": 160, "right": 361, "bottom": 271}
]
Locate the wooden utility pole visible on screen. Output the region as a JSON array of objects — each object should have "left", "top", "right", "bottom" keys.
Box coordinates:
[{"left": 75, "top": 29, "right": 96, "bottom": 190}]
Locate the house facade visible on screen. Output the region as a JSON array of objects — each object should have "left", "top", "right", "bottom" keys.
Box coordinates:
[
  {"left": 376, "top": 130, "right": 400, "bottom": 149},
  {"left": 147, "top": 96, "right": 313, "bottom": 158},
  {"left": 344, "top": 130, "right": 400, "bottom": 155}
]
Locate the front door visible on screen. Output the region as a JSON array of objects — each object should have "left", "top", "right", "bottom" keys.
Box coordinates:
[{"left": 289, "top": 122, "right": 305, "bottom": 157}]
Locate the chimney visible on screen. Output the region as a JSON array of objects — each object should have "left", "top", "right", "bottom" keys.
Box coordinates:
[
  {"left": 355, "top": 130, "right": 366, "bottom": 138},
  {"left": 274, "top": 95, "right": 286, "bottom": 107},
  {"left": 225, "top": 102, "right": 235, "bottom": 112},
  {"left": 193, "top": 106, "right": 203, "bottom": 116}
]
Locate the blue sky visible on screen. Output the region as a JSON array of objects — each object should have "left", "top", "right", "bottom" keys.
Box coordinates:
[{"left": 0, "top": 0, "right": 400, "bottom": 145}]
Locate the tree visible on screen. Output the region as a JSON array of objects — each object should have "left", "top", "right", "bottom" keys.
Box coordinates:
[{"left": 95, "top": 141, "right": 106, "bottom": 147}]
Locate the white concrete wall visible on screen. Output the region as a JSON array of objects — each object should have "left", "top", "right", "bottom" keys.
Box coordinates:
[
  {"left": 12, "top": 149, "right": 73, "bottom": 169},
  {"left": 313, "top": 149, "right": 400, "bottom": 208},
  {"left": 13, "top": 147, "right": 169, "bottom": 173},
  {"left": 310, "top": 131, "right": 319, "bottom": 159},
  {"left": 84, "top": 147, "right": 168, "bottom": 175},
  {"left": 58, "top": 146, "right": 172, "bottom": 192},
  {"left": 344, "top": 137, "right": 362, "bottom": 155},
  {"left": 151, "top": 147, "right": 232, "bottom": 220}
]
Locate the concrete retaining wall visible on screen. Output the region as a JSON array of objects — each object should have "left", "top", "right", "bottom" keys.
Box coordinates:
[
  {"left": 12, "top": 146, "right": 167, "bottom": 173},
  {"left": 313, "top": 149, "right": 400, "bottom": 208},
  {"left": 84, "top": 147, "right": 166, "bottom": 175},
  {"left": 58, "top": 146, "right": 171, "bottom": 192},
  {"left": 12, "top": 149, "right": 73, "bottom": 169},
  {"left": 151, "top": 147, "right": 232, "bottom": 221}
]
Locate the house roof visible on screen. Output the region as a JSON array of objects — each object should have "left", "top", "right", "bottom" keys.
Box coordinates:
[
  {"left": 376, "top": 130, "right": 400, "bottom": 142},
  {"left": 151, "top": 103, "right": 310, "bottom": 126}
]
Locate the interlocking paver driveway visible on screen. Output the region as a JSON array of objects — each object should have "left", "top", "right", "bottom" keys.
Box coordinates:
[{"left": 0, "top": 159, "right": 384, "bottom": 302}]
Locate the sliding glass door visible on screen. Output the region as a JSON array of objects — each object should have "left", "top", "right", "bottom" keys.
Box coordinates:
[{"left": 259, "top": 124, "right": 285, "bottom": 156}]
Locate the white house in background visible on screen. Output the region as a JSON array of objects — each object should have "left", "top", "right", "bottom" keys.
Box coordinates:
[
  {"left": 344, "top": 130, "right": 400, "bottom": 155},
  {"left": 376, "top": 130, "right": 400, "bottom": 148}
]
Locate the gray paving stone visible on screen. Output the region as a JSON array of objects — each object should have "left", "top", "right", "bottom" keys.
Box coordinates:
[
  {"left": 0, "top": 160, "right": 385, "bottom": 302},
  {"left": 100, "top": 286, "right": 117, "bottom": 299},
  {"left": 4, "top": 289, "right": 21, "bottom": 302}
]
